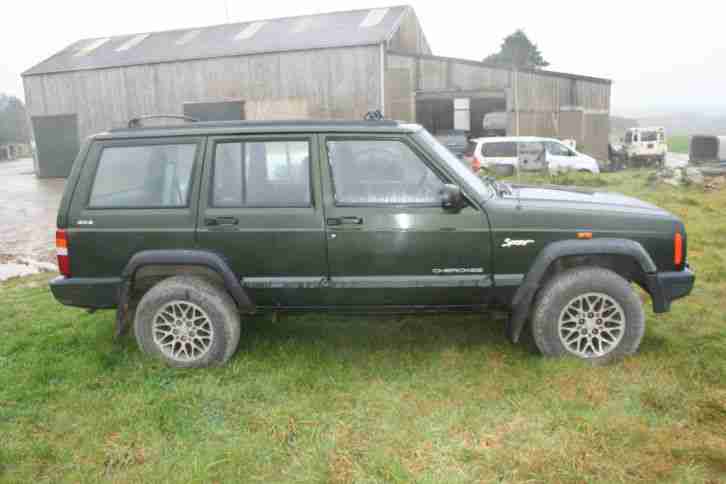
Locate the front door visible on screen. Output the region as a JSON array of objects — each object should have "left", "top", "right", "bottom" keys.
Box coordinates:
[
  {"left": 197, "top": 134, "right": 328, "bottom": 306},
  {"left": 320, "top": 134, "right": 492, "bottom": 306}
]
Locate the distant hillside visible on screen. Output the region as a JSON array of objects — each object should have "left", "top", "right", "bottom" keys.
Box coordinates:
[
  {"left": 635, "top": 112, "right": 726, "bottom": 136},
  {"left": 610, "top": 116, "right": 639, "bottom": 135}
]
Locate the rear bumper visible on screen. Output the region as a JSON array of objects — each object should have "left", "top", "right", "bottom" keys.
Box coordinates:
[
  {"left": 49, "top": 276, "right": 120, "bottom": 309},
  {"left": 647, "top": 266, "right": 695, "bottom": 313}
]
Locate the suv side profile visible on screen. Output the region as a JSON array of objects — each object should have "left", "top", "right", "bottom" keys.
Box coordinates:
[{"left": 51, "top": 119, "right": 694, "bottom": 367}]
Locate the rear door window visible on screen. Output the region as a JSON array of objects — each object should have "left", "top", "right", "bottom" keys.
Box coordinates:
[
  {"left": 89, "top": 143, "right": 197, "bottom": 208},
  {"left": 481, "top": 142, "right": 516, "bottom": 157},
  {"left": 212, "top": 140, "right": 311, "bottom": 207}
]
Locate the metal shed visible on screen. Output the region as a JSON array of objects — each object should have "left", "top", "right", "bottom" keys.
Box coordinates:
[{"left": 22, "top": 5, "right": 611, "bottom": 177}]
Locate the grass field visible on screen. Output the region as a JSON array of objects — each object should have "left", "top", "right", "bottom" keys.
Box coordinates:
[
  {"left": 1, "top": 169, "right": 725, "bottom": 483},
  {"left": 668, "top": 135, "right": 691, "bottom": 155}
]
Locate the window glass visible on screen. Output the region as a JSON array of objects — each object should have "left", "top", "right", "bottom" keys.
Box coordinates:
[
  {"left": 625, "top": 131, "right": 633, "bottom": 143},
  {"left": 464, "top": 141, "right": 477, "bottom": 157},
  {"left": 327, "top": 139, "right": 444, "bottom": 205},
  {"left": 481, "top": 142, "right": 516, "bottom": 157},
  {"left": 519, "top": 142, "right": 545, "bottom": 157},
  {"left": 212, "top": 140, "right": 310, "bottom": 207},
  {"left": 641, "top": 131, "right": 658, "bottom": 142},
  {"left": 89, "top": 143, "right": 196, "bottom": 208},
  {"left": 546, "top": 141, "right": 570, "bottom": 156}
]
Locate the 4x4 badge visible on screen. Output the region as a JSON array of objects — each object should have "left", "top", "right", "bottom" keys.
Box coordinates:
[{"left": 501, "top": 238, "right": 535, "bottom": 248}]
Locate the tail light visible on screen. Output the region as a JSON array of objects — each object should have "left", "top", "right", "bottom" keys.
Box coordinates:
[
  {"left": 56, "top": 229, "right": 70, "bottom": 277},
  {"left": 466, "top": 156, "right": 481, "bottom": 173},
  {"left": 673, "top": 231, "right": 683, "bottom": 268}
]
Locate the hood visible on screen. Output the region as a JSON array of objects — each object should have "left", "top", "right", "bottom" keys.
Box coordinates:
[{"left": 503, "top": 184, "right": 669, "bottom": 214}]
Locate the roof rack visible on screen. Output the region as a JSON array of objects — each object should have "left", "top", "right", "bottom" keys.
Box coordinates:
[
  {"left": 364, "top": 110, "right": 384, "bottom": 121},
  {"left": 128, "top": 114, "right": 199, "bottom": 128}
]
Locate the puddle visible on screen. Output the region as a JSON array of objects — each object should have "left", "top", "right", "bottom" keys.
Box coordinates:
[{"left": 0, "top": 158, "right": 64, "bottom": 274}]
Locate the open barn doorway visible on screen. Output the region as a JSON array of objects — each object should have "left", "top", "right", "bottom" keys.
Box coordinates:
[{"left": 415, "top": 93, "right": 506, "bottom": 139}]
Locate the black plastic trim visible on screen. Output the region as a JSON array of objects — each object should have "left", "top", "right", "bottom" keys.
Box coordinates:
[
  {"left": 49, "top": 276, "right": 121, "bottom": 309},
  {"left": 506, "top": 238, "right": 658, "bottom": 343},
  {"left": 114, "top": 250, "right": 254, "bottom": 338}
]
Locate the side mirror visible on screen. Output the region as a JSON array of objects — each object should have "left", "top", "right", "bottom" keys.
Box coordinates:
[{"left": 440, "top": 184, "right": 465, "bottom": 211}]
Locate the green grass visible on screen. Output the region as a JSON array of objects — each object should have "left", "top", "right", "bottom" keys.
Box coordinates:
[
  {"left": 2, "top": 169, "right": 726, "bottom": 483},
  {"left": 668, "top": 135, "right": 690, "bottom": 154}
]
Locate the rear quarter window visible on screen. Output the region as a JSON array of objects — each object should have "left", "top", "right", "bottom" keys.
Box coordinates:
[
  {"left": 89, "top": 143, "right": 197, "bottom": 208},
  {"left": 481, "top": 142, "right": 516, "bottom": 157}
]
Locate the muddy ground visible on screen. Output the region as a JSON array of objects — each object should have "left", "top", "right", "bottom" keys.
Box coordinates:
[{"left": 0, "top": 158, "right": 64, "bottom": 279}]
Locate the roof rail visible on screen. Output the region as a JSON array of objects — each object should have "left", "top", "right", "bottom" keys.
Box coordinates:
[{"left": 128, "top": 114, "right": 199, "bottom": 128}]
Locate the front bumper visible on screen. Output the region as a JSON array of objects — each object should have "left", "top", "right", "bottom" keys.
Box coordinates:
[
  {"left": 647, "top": 265, "right": 695, "bottom": 313},
  {"left": 49, "top": 276, "right": 120, "bottom": 309}
]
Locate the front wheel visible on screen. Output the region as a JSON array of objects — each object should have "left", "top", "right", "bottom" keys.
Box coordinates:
[{"left": 530, "top": 267, "right": 645, "bottom": 364}]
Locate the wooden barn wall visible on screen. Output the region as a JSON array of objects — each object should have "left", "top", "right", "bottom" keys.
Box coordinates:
[
  {"left": 387, "top": 9, "right": 431, "bottom": 56},
  {"left": 385, "top": 53, "right": 611, "bottom": 159},
  {"left": 23, "top": 45, "right": 382, "bottom": 141}
]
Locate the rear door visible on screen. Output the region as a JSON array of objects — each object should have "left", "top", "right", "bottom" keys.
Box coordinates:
[
  {"left": 640, "top": 130, "right": 659, "bottom": 156},
  {"left": 68, "top": 137, "right": 204, "bottom": 278},
  {"left": 196, "top": 134, "right": 328, "bottom": 306},
  {"left": 319, "top": 133, "right": 491, "bottom": 306},
  {"left": 518, "top": 141, "right": 546, "bottom": 171},
  {"left": 480, "top": 141, "right": 517, "bottom": 169}
]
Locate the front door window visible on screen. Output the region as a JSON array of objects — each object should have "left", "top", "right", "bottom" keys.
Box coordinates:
[{"left": 327, "top": 139, "right": 444, "bottom": 206}]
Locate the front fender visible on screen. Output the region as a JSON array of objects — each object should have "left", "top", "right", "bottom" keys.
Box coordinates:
[{"left": 506, "top": 238, "right": 657, "bottom": 343}]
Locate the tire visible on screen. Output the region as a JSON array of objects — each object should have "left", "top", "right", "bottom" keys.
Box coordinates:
[
  {"left": 134, "top": 275, "right": 241, "bottom": 368},
  {"left": 530, "top": 267, "right": 645, "bottom": 364}
]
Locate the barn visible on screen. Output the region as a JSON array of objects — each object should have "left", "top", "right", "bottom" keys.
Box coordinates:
[{"left": 22, "top": 5, "right": 611, "bottom": 177}]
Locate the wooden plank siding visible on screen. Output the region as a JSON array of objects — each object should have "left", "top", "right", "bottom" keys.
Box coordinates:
[
  {"left": 23, "top": 45, "right": 382, "bottom": 141},
  {"left": 384, "top": 52, "right": 611, "bottom": 159}
]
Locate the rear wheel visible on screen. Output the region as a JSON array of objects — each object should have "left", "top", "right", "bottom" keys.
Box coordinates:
[
  {"left": 530, "top": 267, "right": 645, "bottom": 364},
  {"left": 134, "top": 276, "right": 241, "bottom": 368}
]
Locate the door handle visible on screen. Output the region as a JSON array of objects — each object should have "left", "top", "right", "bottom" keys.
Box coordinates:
[
  {"left": 205, "top": 216, "right": 239, "bottom": 226},
  {"left": 327, "top": 216, "right": 363, "bottom": 226}
]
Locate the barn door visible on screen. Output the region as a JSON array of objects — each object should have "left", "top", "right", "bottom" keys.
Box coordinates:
[{"left": 31, "top": 114, "right": 79, "bottom": 178}]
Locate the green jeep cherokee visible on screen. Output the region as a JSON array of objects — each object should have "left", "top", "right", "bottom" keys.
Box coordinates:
[{"left": 50, "top": 119, "right": 694, "bottom": 367}]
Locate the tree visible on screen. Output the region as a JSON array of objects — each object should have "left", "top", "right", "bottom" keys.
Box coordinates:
[
  {"left": 0, "top": 94, "right": 31, "bottom": 144},
  {"left": 484, "top": 30, "right": 549, "bottom": 69}
]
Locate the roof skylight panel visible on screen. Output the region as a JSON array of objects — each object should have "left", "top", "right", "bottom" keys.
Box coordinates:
[
  {"left": 359, "top": 8, "right": 388, "bottom": 28},
  {"left": 74, "top": 38, "right": 111, "bottom": 57},
  {"left": 116, "top": 33, "right": 150, "bottom": 52},
  {"left": 234, "top": 21, "right": 267, "bottom": 40}
]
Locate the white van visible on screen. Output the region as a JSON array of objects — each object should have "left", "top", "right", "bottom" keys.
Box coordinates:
[
  {"left": 623, "top": 127, "right": 667, "bottom": 165},
  {"left": 465, "top": 136, "right": 600, "bottom": 174}
]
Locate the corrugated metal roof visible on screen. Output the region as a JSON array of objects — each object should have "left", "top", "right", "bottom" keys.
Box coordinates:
[{"left": 23, "top": 6, "right": 410, "bottom": 76}]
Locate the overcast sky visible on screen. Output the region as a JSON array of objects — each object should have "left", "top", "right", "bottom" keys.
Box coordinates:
[{"left": 2, "top": 0, "right": 724, "bottom": 116}]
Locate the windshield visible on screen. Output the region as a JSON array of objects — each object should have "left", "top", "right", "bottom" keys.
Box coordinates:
[
  {"left": 640, "top": 131, "right": 658, "bottom": 142},
  {"left": 414, "top": 129, "right": 493, "bottom": 198}
]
